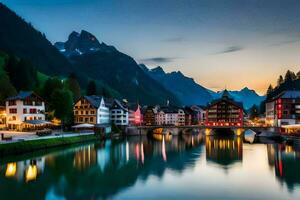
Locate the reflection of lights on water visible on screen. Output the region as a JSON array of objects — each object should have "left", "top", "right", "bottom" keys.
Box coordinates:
[
  {"left": 162, "top": 135, "right": 167, "bottom": 161},
  {"left": 192, "top": 135, "right": 194, "bottom": 146},
  {"left": 126, "top": 141, "right": 129, "bottom": 162},
  {"left": 141, "top": 143, "right": 144, "bottom": 164},
  {"left": 135, "top": 144, "right": 140, "bottom": 161},
  {"left": 5, "top": 162, "right": 16, "bottom": 177},
  {"left": 25, "top": 165, "right": 38, "bottom": 182}
]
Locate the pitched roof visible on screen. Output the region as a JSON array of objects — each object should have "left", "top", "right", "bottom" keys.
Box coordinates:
[
  {"left": 6, "top": 91, "right": 43, "bottom": 101},
  {"left": 111, "top": 99, "right": 128, "bottom": 111},
  {"left": 207, "top": 94, "right": 243, "bottom": 109},
  {"left": 84, "top": 95, "right": 102, "bottom": 108},
  {"left": 159, "top": 106, "right": 183, "bottom": 114},
  {"left": 275, "top": 90, "right": 300, "bottom": 99}
]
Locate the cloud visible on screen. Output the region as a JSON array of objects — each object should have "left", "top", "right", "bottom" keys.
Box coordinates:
[
  {"left": 268, "top": 39, "right": 300, "bottom": 47},
  {"left": 215, "top": 45, "right": 244, "bottom": 54},
  {"left": 140, "top": 57, "right": 175, "bottom": 64},
  {"left": 162, "top": 37, "right": 185, "bottom": 43}
]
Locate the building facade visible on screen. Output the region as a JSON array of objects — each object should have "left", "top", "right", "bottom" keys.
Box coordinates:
[
  {"left": 5, "top": 91, "right": 46, "bottom": 130},
  {"left": 74, "top": 96, "right": 110, "bottom": 125},
  {"left": 155, "top": 106, "right": 185, "bottom": 126},
  {"left": 265, "top": 91, "right": 300, "bottom": 127},
  {"left": 110, "top": 100, "right": 129, "bottom": 126},
  {"left": 143, "top": 106, "right": 157, "bottom": 125},
  {"left": 205, "top": 90, "right": 244, "bottom": 127},
  {"left": 129, "top": 104, "right": 142, "bottom": 125}
]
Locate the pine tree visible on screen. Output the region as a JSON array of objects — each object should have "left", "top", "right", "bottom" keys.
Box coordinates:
[
  {"left": 297, "top": 71, "right": 300, "bottom": 79},
  {"left": 86, "top": 80, "right": 97, "bottom": 95},
  {"left": 42, "top": 77, "right": 63, "bottom": 104},
  {"left": 65, "top": 73, "right": 81, "bottom": 102},
  {"left": 266, "top": 84, "right": 273, "bottom": 95},
  {"left": 284, "top": 70, "right": 295, "bottom": 83},
  {"left": 277, "top": 75, "right": 284, "bottom": 86},
  {"left": 51, "top": 89, "right": 73, "bottom": 127}
]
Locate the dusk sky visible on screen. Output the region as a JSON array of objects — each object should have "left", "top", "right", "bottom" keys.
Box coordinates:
[{"left": 3, "top": 0, "right": 300, "bottom": 94}]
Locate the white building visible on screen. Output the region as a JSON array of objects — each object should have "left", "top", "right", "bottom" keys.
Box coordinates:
[
  {"left": 74, "top": 96, "right": 110, "bottom": 125},
  {"left": 155, "top": 106, "right": 185, "bottom": 126},
  {"left": 5, "top": 91, "right": 46, "bottom": 130},
  {"left": 110, "top": 100, "right": 129, "bottom": 126}
]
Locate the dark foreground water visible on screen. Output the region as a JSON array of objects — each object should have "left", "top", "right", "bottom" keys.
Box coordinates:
[{"left": 1, "top": 134, "right": 300, "bottom": 200}]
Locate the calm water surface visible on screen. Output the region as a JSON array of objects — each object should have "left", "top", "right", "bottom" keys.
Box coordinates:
[{"left": 1, "top": 134, "right": 300, "bottom": 200}]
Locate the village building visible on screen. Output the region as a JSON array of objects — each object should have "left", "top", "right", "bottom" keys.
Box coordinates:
[
  {"left": 110, "top": 99, "right": 129, "bottom": 126},
  {"left": 0, "top": 105, "right": 6, "bottom": 129},
  {"left": 265, "top": 91, "right": 300, "bottom": 127},
  {"left": 188, "top": 105, "right": 206, "bottom": 125},
  {"left": 205, "top": 90, "right": 244, "bottom": 127},
  {"left": 5, "top": 91, "right": 46, "bottom": 130},
  {"left": 74, "top": 96, "right": 110, "bottom": 125},
  {"left": 143, "top": 106, "right": 157, "bottom": 125},
  {"left": 155, "top": 106, "right": 185, "bottom": 126},
  {"left": 128, "top": 104, "right": 142, "bottom": 125}
]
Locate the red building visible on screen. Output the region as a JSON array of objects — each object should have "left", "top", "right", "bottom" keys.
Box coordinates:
[{"left": 205, "top": 90, "right": 244, "bottom": 127}]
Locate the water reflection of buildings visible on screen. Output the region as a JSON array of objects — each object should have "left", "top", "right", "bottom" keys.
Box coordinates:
[
  {"left": 206, "top": 136, "right": 243, "bottom": 168},
  {"left": 0, "top": 135, "right": 205, "bottom": 200},
  {"left": 73, "top": 146, "right": 97, "bottom": 171},
  {"left": 3, "top": 159, "right": 45, "bottom": 182},
  {"left": 267, "top": 144, "right": 300, "bottom": 191}
]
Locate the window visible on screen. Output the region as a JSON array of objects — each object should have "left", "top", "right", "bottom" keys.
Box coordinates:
[
  {"left": 79, "top": 117, "right": 83, "bottom": 122},
  {"left": 75, "top": 111, "right": 78, "bottom": 115},
  {"left": 8, "top": 100, "right": 16, "bottom": 106},
  {"left": 9, "top": 108, "right": 17, "bottom": 114},
  {"left": 90, "top": 117, "right": 93, "bottom": 122},
  {"left": 30, "top": 109, "right": 37, "bottom": 114},
  {"left": 23, "top": 108, "right": 27, "bottom": 114},
  {"left": 85, "top": 118, "right": 88, "bottom": 122},
  {"left": 86, "top": 111, "right": 88, "bottom": 115},
  {"left": 23, "top": 100, "right": 33, "bottom": 105},
  {"left": 12, "top": 116, "right": 16, "bottom": 121},
  {"left": 91, "top": 110, "right": 95, "bottom": 114}
]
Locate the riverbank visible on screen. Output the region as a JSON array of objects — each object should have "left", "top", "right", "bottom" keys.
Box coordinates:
[{"left": 0, "top": 133, "right": 101, "bottom": 157}]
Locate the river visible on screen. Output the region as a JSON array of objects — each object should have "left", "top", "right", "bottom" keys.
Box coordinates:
[{"left": 0, "top": 134, "right": 300, "bottom": 200}]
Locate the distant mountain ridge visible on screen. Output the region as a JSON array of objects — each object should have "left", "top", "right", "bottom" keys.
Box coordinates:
[
  {"left": 54, "top": 30, "right": 117, "bottom": 57},
  {"left": 142, "top": 65, "right": 265, "bottom": 109},
  {"left": 55, "top": 30, "right": 181, "bottom": 105},
  {"left": 143, "top": 65, "right": 214, "bottom": 105}
]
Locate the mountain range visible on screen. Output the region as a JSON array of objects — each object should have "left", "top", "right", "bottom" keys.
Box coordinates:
[
  {"left": 142, "top": 65, "right": 265, "bottom": 109},
  {"left": 0, "top": 2, "right": 265, "bottom": 108}
]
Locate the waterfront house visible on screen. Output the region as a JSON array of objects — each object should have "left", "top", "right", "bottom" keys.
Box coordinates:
[
  {"left": 0, "top": 105, "right": 6, "bottom": 128},
  {"left": 155, "top": 106, "right": 185, "bottom": 126},
  {"left": 128, "top": 103, "right": 142, "bottom": 125},
  {"left": 74, "top": 96, "right": 110, "bottom": 125},
  {"left": 265, "top": 90, "right": 300, "bottom": 127},
  {"left": 183, "top": 107, "right": 193, "bottom": 125},
  {"left": 5, "top": 91, "right": 46, "bottom": 130},
  {"left": 205, "top": 90, "right": 244, "bottom": 127},
  {"left": 110, "top": 99, "right": 129, "bottom": 126},
  {"left": 143, "top": 106, "right": 157, "bottom": 125}
]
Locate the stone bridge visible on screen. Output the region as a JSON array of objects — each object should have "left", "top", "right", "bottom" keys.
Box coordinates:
[{"left": 126, "top": 125, "right": 271, "bottom": 136}]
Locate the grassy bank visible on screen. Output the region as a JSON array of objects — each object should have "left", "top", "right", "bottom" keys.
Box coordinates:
[{"left": 0, "top": 134, "right": 100, "bottom": 157}]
